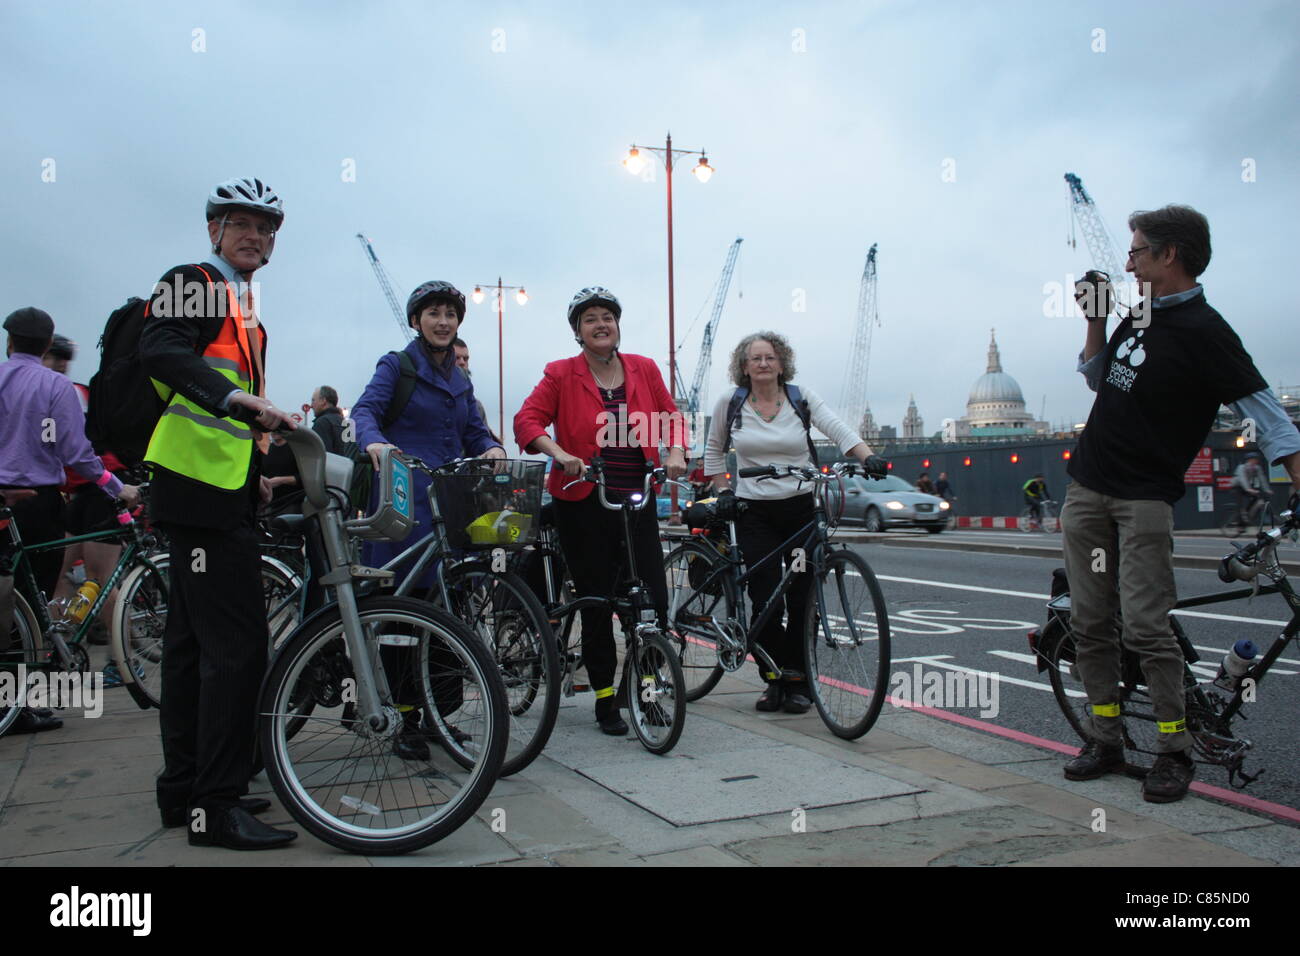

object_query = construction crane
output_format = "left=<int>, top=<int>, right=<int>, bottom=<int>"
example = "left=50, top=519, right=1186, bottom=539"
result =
left=839, top=243, right=879, bottom=432
left=683, top=237, right=743, bottom=419
left=1064, top=173, right=1129, bottom=309
left=356, top=232, right=412, bottom=342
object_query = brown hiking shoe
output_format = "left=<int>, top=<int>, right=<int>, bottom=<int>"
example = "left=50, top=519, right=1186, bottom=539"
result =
left=1142, top=752, right=1195, bottom=803
left=1063, top=739, right=1125, bottom=780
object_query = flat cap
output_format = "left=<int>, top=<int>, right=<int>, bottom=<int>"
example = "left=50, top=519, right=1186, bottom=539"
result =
left=3, top=307, right=54, bottom=340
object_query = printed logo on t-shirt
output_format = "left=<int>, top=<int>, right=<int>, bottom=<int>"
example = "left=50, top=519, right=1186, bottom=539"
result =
left=1105, top=329, right=1146, bottom=392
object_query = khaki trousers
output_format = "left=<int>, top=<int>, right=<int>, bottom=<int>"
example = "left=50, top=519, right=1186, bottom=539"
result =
left=1060, top=482, right=1189, bottom=753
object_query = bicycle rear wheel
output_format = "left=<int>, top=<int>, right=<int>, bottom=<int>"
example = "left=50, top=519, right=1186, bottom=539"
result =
left=437, top=563, right=560, bottom=777
left=663, top=542, right=728, bottom=701
left=111, top=558, right=169, bottom=710
left=0, top=587, right=41, bottom=737
left=114, top=554, right=302, bottom=710
left=259, top=595, right=507, bottom=855
left=804, top=549, right=890, bottom=740
left=625, top=629, right=686, bottom=754
left=1043, top=612, right=1198, bottom=776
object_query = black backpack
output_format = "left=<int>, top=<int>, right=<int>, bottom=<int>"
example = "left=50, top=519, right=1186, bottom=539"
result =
left=722, top=384, right=818, bottom=465
left=85, top=263, right=222, bottom=466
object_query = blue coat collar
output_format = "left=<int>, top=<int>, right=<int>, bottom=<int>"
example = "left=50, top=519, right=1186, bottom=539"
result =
left=404, top=338, right=469, bottom=395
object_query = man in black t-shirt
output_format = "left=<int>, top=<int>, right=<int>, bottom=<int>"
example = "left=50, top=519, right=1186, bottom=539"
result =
left=1062, top=204, right=1300, bottom=804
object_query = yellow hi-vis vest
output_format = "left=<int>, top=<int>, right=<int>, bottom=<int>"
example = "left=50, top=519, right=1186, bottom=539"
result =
left=144, top=270, right=266, bottom=491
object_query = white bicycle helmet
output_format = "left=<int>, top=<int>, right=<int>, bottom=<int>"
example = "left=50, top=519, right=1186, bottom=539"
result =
left=206, top=177, right=284, bottom=226
left=567, top=286, right=622, bottom=329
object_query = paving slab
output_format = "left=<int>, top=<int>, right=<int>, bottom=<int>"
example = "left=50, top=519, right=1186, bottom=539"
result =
left=983, top=782, right=1179, bottom=841
left=872, top=747, right=1034, bottom=792
left=8, top=735, right=162, bottom=805
left=474, top=791, right=618, bottom=856
left=549, top=845, right=645, bottom=866
left=725, top=805, right=1111, bottom=867
left=578, top=743, right=920, bottom=826
left=642, top=846, right=751, bottom=866
left=1015, top=831, right=1276, bottom=867
left=992, top=756, right=1277, bottom=834
left=1196, top=824, right=1300, bottom=867
left=366, top=816, right=521, bottom=867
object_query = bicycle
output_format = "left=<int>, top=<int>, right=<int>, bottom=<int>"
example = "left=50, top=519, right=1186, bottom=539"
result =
left=1019, top=499, right=1059, bottom=533
left=1220, top=495, right=1270, bottom=538
left=256, top=426, right=509, bottom=854
left=110, top=516, right=306, bottom=710
left=1, top=489, right=168, bottom=734
left=520, top=459, right=688, bottom=755
left=1030, top=498, right=1300, bottom=788
left=662, top=462, right=892, bottom=740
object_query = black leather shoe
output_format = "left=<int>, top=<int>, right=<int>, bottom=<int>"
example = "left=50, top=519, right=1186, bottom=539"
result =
left=161, top=798, right=272, bottom=829
left=9, top=708, right=63, bottom=734
left=1063, top=739, right=1125, bottom=780
left=188, top=806, right=296, bottom=850
left=394, top=730, right=431, bottom=761
left=1142, top=752, right=1195, bottom=803
left=595, top=698, right=628, bottom=736
left=755, top=683, right=785, bottom=712
left=781, top=688, right=812, bottom=715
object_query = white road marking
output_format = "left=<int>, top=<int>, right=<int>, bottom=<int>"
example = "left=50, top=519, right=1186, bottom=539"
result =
left=894, top=653, right=1083, bottom=697
left=875, top=573, right=1292, bottom=626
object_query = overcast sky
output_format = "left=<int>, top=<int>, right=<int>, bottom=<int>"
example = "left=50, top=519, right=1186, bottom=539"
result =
left=4, top=0, right=1297, bottom=451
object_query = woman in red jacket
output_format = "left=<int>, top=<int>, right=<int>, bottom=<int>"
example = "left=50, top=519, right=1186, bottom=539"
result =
left=514, top=287, right=687, bottom=735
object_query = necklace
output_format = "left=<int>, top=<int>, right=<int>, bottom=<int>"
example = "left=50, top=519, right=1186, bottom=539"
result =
left=591, top=364, right=622, bottom=400
left=750, top=393, right=782, bottom=423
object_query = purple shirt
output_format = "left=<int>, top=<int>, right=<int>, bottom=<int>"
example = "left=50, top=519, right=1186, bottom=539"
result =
left=0, top=353, right=124, bottom=496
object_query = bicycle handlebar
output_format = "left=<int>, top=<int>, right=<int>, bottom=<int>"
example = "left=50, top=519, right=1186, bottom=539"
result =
left=560, top=460, right=690, bottom=512
left=1218, top=507, right=1298, bottom=582
left=738, top=461, right=878, bottom=482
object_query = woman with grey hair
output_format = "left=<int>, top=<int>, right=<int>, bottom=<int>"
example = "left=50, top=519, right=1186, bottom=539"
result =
left=702, top=331, right=886, bottom=713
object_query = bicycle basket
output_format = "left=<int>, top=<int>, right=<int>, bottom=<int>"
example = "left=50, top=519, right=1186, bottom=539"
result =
left=432, top=460, right=544, bottom=551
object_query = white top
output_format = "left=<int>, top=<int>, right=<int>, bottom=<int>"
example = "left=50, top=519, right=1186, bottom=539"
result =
left=703, top=385, right=862, bottom=500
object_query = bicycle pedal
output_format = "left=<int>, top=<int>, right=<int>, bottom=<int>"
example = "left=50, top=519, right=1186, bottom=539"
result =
left=572, top=682, right=590, bottom=693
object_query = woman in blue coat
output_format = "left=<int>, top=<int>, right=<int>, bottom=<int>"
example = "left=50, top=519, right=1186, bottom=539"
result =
left=352, top=280, right=505, bottom=577
left=350, top=281, right=504, bottom=759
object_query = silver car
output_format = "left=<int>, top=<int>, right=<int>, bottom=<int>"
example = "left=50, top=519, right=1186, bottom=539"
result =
left=829, top=474, right=951, bottom=533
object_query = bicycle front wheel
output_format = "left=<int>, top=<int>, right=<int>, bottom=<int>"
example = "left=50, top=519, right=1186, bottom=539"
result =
left=804, top=549, right=890, bottom=740
left=663, top=542, right=728, bottom=701
left=437, top=564, right=560, bottom=777
left=259, top=595, right=508, bottom=855
left=625, top=630, right=686, bottom=754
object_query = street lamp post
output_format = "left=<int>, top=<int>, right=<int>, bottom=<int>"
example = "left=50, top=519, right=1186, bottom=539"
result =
left=622, top=133, right=714, bottom=517
left=471, top=277, right=527, bottom=441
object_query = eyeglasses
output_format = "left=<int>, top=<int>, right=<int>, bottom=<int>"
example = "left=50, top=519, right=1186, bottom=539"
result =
left=1127, top=245, right=1151, bottom=260
left=224, top=218, right=276, bottom=238
left=747, top=355, right=779, bottom=366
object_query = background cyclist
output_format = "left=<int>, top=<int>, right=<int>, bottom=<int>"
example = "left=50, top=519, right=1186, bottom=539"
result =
left=1230, top=451, right=1269, bottom=527
left=1023, top=473, right=1051, bottom=527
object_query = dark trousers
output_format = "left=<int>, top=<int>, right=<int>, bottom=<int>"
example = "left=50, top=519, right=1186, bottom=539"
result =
left=156, top=521, right=269, bottom=811
left=5, top=486, right=65, bottom=598
left=736, top=493, right=815, bottom=681
left=553, top=491, right=668, bottom=695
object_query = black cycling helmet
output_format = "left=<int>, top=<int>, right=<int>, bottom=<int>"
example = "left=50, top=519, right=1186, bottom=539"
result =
left=567, top=286, right=622, bottom=330
left=407, top=281, right=466, bottom=325
left=47, top=334, right=76, bottom=360
left=1244, top=451, right=1265, bottom=462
